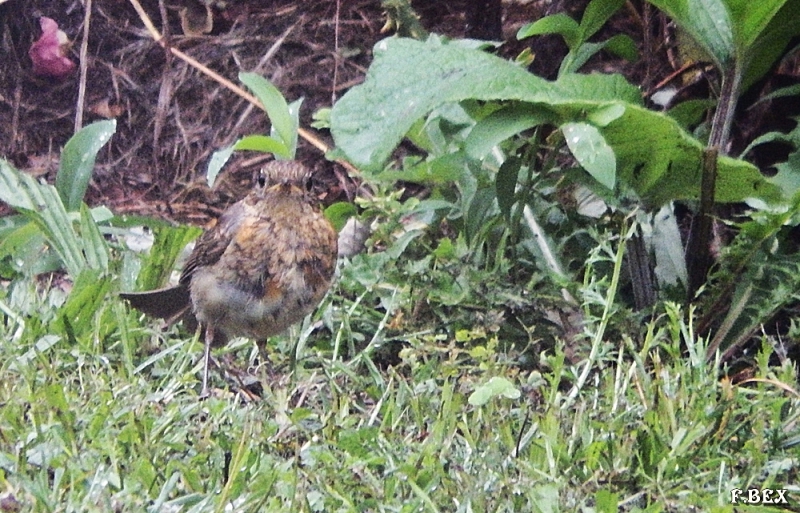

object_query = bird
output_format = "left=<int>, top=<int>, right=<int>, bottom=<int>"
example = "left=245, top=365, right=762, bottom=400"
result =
left=120, top=160, right=338, bottom=396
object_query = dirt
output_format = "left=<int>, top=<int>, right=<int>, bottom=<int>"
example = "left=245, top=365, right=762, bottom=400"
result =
left=1, top=1, right=796, bottom=223
left=0, top=1, right=471, bottom=222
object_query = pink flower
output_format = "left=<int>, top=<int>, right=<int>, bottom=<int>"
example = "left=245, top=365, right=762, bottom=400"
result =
left=29, top=17, right=76, bottom=80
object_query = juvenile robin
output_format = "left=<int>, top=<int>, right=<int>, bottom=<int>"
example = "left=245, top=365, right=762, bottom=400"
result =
left=121, top=160, right=338, bottom=395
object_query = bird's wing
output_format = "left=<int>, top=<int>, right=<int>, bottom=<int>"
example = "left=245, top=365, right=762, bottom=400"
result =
left=179, top=199, right=249, bottom=285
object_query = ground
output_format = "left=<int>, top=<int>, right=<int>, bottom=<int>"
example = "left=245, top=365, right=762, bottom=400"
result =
left=2, top=0, right=666, bottom=220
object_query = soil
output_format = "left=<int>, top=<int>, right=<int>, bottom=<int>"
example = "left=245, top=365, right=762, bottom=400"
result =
left=1, top=0, right=661, bottom=222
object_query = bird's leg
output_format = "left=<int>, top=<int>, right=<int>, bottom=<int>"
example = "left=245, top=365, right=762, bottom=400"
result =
left=201, top=324, right=214, bottom=398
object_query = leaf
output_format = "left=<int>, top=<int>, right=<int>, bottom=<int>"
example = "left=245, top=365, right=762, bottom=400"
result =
left=281, top=97, right=303, bottom=159
left=601, top=104, right=782, bottom=205
left=206, top=144, right=235, bottom=187
left=239, top=72, right=294, bottom=150
left=60, top=269, right=113, bottom=338
left=594, top=489, right=619, bottom=513
left=651, top=203, right=688, bottom=287
left=0, top=218, right=59, bottom=275
left=206, top=135, right=292, bottom=188
left=376, top=153, right=468, bottom=185
left=56, top=120, right=116, bottom=211
left=330, top=38, right=784, bottom=206
left=496, top=157, right=521, bottom=221
left=516, top=14, right=580, bottom=49
left=738, top=0, right=800, bottom=91
left=587, top=103, right=626, bottom=127
left=603, top=33, right=639, bottom=61
left=726, top=0, right=789, bottom=50
left=465, top=104, right=555, bottom=159
left=562, top=122, right=617, bottom=190
left=0, top=160, right=35, bottom=210
left=648, top=0, right=798, bottom=92
left=666, top=99, right=716, bottom=129
left=0, top=162, right=88, bottom=276
left=135, top=225, right=202, bottom=291
left=324, top=202, right=357, bottom=232
left=468, top=376, right=521, bottom=406
left=79, top=203, right=109, bottom=272
left=647, top=0, right=734, bottom=68
left=234, top=135, right=290, bottom=156
left=331, top=37, right=640, bottom=172
left=579, top=0, right=626, bottom=41
left=560, top=40, right=608, bottom=75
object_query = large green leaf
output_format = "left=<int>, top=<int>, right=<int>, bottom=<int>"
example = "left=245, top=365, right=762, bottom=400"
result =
left=332, top=38, right=639, bottom=172
left=601, top=103, right=781, bottom=205
left=330, top=38, right=784, bottom=206
left=725, top=0, right=788, bottom=50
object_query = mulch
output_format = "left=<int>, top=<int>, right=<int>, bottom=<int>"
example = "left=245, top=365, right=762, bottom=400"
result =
left=0, top=0, right=483, bottom=223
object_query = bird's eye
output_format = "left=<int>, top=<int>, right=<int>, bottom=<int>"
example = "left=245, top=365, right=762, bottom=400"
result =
left=305, top=177, right=313, bottom=191
left=257, top=172, right=267, bottom=188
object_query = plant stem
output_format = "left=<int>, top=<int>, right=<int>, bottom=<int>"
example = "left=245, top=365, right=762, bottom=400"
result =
left=686, top=62, right=742, bottom=300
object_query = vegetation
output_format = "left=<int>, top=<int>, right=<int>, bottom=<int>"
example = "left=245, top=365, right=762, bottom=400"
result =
left=1, top=0, right=800, bottom=511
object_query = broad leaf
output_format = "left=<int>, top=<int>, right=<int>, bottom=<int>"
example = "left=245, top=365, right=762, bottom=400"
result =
left=331, top=38, right=784, bottom=206
left=331, top=38, right=639, bottom=172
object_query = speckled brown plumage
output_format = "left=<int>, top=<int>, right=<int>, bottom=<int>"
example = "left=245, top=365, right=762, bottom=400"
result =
left=121, top=161, right=338, bottom=395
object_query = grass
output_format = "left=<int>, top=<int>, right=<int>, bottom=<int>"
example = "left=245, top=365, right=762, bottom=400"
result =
left=1, top=217, right=798, bottom=513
